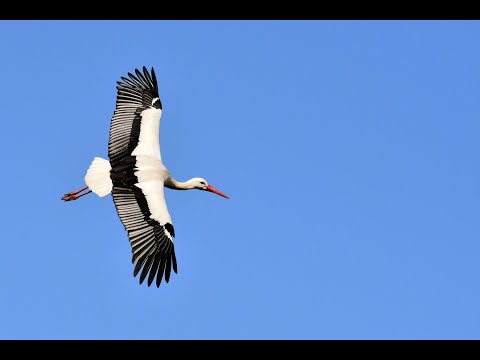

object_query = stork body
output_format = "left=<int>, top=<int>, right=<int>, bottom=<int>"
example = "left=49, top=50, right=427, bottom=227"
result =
left=62, top=67, right=228, bottom=288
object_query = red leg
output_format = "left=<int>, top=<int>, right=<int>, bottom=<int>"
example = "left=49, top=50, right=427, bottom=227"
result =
left=64, top=186, right=88, bottom=196
left=61, top=187, right=92, bottom=201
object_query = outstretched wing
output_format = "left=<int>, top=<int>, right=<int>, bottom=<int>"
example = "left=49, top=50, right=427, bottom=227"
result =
left=111, top=180, right=177, bottom=288
left=108, top=67, right=176, bottom=287
left=108, top=66, right=163, bottom=166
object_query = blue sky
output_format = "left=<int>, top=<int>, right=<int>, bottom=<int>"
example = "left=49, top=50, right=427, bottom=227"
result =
left=0, top=20, right=479, bottom=340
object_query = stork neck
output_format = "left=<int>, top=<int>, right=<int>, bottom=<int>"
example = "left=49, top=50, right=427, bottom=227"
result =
left=165, top=178, right=195, bottom=190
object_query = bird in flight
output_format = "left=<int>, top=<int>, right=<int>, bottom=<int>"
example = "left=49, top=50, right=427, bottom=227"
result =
left=62, top=66, right=229, bottom=288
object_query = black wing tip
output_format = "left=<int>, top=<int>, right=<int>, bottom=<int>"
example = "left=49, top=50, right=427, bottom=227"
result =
left=140, top=65, right=155, bottom=75
left=133, top=66, right=155, bottom=78
left=133, top=250, right=177, bottom=288
left=122, top=66, right=158, bottom=95
left=172, top=247, right=178, bottom=274
left=117, top=67, right=157, bottom=87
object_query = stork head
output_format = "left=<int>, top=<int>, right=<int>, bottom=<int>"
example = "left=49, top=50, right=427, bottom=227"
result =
left=190, top=177, right=229, bottom=199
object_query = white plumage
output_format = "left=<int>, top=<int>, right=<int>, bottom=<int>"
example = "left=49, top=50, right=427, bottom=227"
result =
left=84, top=157, right=112, bottom=197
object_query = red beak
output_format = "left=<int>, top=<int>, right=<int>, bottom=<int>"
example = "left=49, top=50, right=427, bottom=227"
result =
left=206, top=185, right=229, bottom=199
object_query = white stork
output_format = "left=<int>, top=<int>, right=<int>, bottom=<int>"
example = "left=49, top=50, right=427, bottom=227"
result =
left=62, top=66, right=229, bottom=288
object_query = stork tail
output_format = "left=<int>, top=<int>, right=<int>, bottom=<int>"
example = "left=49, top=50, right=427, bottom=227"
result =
left=84, top=157, right=113, bottom=197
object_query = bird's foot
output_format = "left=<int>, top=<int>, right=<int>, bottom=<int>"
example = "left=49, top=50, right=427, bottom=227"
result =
left=62, top=193, right=80, bottom=201
left=61, top=187, right=91, bottom=201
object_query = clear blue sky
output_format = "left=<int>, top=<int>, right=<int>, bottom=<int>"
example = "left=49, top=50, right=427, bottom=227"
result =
left=0, top=20, right=479, bottom=340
